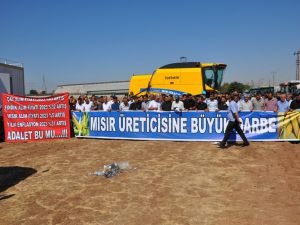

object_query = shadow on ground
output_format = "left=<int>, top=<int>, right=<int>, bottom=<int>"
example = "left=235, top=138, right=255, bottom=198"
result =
left=0, top=166, right=37, bottom=199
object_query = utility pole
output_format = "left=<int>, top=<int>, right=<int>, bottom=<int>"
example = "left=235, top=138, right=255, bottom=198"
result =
left=294, top=50, right=300, bottom=80
left=42, top=74, right=47, bottom=93
left=271, top=71, right=276, bottom=86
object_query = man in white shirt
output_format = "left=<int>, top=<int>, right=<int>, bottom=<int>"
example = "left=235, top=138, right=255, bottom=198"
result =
left=82, top=97, right=93, bottom=112
left=155, top=95, right=161, bottom=111
left=206, top=94, right=218, bottom=111
left=239, top=95, right=253, bottom=111
left=75, top=98, right=84, bottom=111
left=141, top=95, right=149, bottom=111
left=171, top=96, right=184, bottom=111
left=102, top=96, right=111, bottom=111
left=128, top=96, right=135, bottom=106
left=109, top=96, right=114, bottom=106
left=148, top=95, right=160, bottom=111
left=119, top=97, right=130, bottom=111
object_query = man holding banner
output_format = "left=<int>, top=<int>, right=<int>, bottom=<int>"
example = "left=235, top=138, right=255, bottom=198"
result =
left=219, top=92, right=250, bottom=149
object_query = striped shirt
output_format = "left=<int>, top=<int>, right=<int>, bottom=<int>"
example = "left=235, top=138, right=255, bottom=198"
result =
left=264, top=98, right=278, bottom=111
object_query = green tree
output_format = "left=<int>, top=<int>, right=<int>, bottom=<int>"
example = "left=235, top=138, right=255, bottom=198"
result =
left=219, top=82, right=230, bottom=93
left=243, top=84, right=251, bottom=91
left=29, top=89, right=38, bottom=95
left=220, top=82, right=250, bottom=93
left=227, top=82, right=245, bottom=93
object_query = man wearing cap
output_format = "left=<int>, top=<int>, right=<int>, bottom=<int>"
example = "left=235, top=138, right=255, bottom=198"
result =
left=219, top=92, right=250, bottom=148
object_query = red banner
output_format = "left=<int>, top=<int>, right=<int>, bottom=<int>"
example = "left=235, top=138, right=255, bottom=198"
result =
left=2, top=93, right=70, bottom=142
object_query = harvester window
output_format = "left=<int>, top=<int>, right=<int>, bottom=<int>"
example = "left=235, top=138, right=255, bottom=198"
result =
left=203, top=66, right=225, bottom=90
left=204, top=69, right=214, bottom=87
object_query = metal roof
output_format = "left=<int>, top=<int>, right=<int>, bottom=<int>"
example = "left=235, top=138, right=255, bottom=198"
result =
left=57, top=80, right=129, bottom=87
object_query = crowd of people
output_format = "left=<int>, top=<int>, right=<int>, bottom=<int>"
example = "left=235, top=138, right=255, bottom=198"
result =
left=69, top=91, right=300, bottom=113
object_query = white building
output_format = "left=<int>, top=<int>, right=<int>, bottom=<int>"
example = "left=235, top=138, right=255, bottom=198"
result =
left=0, top=59, right=25, bottom=96
left=55, top=80, right=130, bottom=97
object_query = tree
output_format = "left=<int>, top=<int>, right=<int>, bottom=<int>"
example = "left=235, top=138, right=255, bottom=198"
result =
left=219, top=82, right=230, bottom=93
left=220, top=82, right=250, bottom=93
left=227, top=82, right=245, bottom=93
left=29, top=89, right=38, bottom=95
left=243, top=84, right=251, bottom=91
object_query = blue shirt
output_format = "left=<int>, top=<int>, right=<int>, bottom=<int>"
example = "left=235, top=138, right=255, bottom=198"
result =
left=111, top=102, right=120, bottom=111
left=228, top=100, right=238, bottom=122
left=277, top=100, right=289, bottom=112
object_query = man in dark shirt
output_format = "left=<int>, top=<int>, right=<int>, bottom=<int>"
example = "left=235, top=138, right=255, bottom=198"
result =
left=195, top=96, right=208, bottom=111
left=129, top=96, right=143, bottom=110
left=68, top=96, right=77, bottom=138
left=69, top=96, right=77, bottom=111
left=290, top=92, right=300, bottom=110
left=97, top=96, right=104, bottom=110
left=218, top=96, right=228, bottom=110
left=91, top=97, right=99, bottom=110
left=161, top=95, right=172, bottom=111
left=183, top=94, right=196, bottom=110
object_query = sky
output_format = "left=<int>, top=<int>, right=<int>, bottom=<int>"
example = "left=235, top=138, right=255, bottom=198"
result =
left=0, top=0, right=299, bottom=93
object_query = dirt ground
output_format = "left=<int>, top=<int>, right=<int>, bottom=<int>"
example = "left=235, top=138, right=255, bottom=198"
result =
left=0, top=139, right=299, bottom=225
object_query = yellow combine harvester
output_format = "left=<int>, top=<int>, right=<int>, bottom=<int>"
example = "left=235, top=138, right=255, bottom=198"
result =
left=129, top=62, right=226, bottom=96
